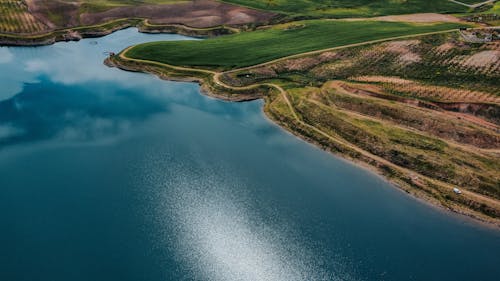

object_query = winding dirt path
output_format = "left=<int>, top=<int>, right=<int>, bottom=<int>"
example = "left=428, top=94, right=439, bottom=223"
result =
left=280, top=91, right=500, bottom=210
left=448, top=0, right=496, bottom=8
left=224, top=28, right=465, bottom=75
left=117, top=27, right=500, bottom=221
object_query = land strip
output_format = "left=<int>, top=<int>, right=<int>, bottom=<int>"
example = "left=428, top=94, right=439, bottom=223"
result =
left=2, top=0, right=494, bottom=47
left=0, top=0, right=275, bottom=46
left=124, top=21, right=470, bottom=69
left=108, top=25, right=500, bottom=226
left=221, top=0, right=470, bottom=18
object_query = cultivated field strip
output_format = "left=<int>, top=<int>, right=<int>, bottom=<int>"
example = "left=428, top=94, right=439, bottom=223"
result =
left=351, top=76, right=500, bottom=103
left=0, top=0, right=46, bottom=34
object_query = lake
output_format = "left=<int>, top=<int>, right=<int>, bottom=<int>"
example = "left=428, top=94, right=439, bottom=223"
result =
left=0, top=28, right=499, bottom=281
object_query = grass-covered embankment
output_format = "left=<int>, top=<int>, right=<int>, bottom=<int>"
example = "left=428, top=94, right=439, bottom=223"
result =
left=125, top=20, right=470, bottom=69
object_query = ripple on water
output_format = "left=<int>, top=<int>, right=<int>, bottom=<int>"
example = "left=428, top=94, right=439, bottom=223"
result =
left=137, top=150, right=356, bottom=281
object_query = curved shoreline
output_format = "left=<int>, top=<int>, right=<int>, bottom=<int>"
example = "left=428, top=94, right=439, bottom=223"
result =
left=5, top=16, right=497, bottom=226
left=0, top=18, right=239, bottom=46
left=106, top=46, right=500, bottom=227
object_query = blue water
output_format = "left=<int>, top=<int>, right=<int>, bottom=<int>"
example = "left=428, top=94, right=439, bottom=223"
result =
left=0, top=28, right=498, bottom=281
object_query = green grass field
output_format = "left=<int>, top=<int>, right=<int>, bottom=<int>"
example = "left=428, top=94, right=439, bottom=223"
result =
left=125, top=20, right=469, bottom=69
left=487, top=1, right=500, bottom=13
left=221, top=0, right=468, bottom=18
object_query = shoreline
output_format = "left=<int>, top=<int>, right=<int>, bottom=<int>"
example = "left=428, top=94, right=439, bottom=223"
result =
left=6, top=20, right=496, bottom=228
left=262, top=108, right=500, bottom=231
left=0, top=18, right=238, bottom=47
left=106, top=54, right=500, bottom=228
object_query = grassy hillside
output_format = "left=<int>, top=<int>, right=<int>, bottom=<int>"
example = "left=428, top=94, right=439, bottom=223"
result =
left=221, top=0, right=468, bottom=18
left=126, top=20, right=469, bottom=69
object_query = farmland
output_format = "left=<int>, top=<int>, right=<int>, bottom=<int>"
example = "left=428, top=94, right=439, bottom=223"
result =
left=125, top=20, right=470, bottom=69
left=0, top=0, right=275, bottom=41
left=222, top=0, right=470, bottom=17
left=0, top=0, right=495, bottom=44
left=1, top=0, right=499, bottom=224
left=110, top=25, right=500, bottom=223
left=0, top=0, right=47, bottom=34
left=221, top=30, right=500, bottom=213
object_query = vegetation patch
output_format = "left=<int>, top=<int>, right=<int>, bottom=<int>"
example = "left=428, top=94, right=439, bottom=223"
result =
left=0, top=0, right=48, bottom=34
left=221, top=0, right=469, bottom=18
left=125, top=20, right=469, bottom=69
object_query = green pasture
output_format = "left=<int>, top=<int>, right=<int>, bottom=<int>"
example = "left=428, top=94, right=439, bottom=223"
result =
left=125, top=20, right=469, bottom=69
left=221, top=0, right=469, bottom=18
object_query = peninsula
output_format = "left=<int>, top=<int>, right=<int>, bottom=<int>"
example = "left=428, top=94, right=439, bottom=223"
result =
left=3, top=0, right=499, bottom=226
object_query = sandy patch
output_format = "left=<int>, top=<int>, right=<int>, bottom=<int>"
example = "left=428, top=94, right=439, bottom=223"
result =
left=373, top=13, right=461, bottom=23
left=228, top=11, right=252, bottom=23
left=318, top=51, right=339, bottom=61
left=461, top=50, right=500, bottom=68
left=382, top=40, right=421, bottom=65
left=342, top=13, right=461, bottom=23
left=250, top=67, right=277, bottom=77
left=399, top=52, right=422, bottom=64
left=434, top=42, right=456, bottom=55
left=350, top=76, right=414, bottom=84
left=278, top=57, right=320, bottom=71
left=383, top=40, right=420, bottom=53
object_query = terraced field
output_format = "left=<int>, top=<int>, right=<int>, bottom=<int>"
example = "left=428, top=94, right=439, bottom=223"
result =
left=352, top=76, right=500, bottom=103
left=229, top=31, right=499, bottom=92
left=0, top=0, right=275, bottom=44
left=0, top=0, right=47, bottom=33
left=221, top=31, right=500, bottom=197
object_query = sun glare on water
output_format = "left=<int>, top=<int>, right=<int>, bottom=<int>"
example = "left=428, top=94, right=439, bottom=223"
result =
left=138, top=151, right=354, bottom=281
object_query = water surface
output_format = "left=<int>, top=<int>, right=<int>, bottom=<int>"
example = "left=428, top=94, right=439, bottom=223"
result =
left=0, top=28, right=499, bottom=281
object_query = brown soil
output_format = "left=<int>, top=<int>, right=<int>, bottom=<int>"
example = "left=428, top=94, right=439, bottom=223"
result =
left=383, top=40, right=420, bottom=52
left=276, top=57, right=321, bottom=72
left=350, top=76, right=415, bottom=84
left=26, top=0, right=275, bottom=29
left=26, top=0, right=80, bottom=29
left=461, top=50, right=500, bottom=68
left=434, top=42, right=456, bottom=55
left=351, top=76, right=500, bottom=104
left=382, top=40, right=421, bottom=64
left=342, top=13, right=462, bottom=23
left=82, top=1, right=275, bottom=28
left=326, top=81, right=500, bottom=132
left=372, top=13, right=462, bottom=23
